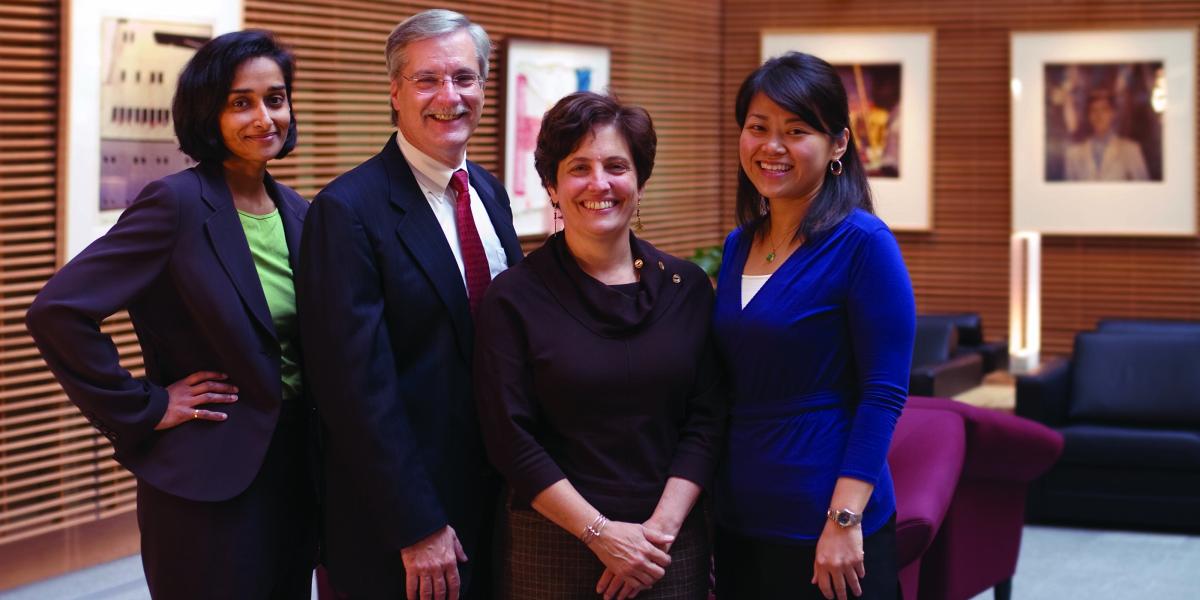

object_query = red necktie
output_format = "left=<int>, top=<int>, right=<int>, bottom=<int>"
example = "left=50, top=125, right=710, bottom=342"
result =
left=450, top=169, right=491, bottom=317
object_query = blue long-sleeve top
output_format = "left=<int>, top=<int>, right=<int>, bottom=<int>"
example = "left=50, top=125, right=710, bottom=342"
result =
left=713, top=209, right=915, bottom=544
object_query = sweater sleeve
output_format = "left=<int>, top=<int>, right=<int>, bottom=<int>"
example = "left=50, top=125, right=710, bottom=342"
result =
left=839, top=227, right=915, bottom=484
left=473, top=282, right=567, bottom=502
left=666, top=279, right=728, bottom=490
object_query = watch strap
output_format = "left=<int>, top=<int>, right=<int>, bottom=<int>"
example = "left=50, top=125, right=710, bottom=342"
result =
left=826, top=507, right=863, bottom=527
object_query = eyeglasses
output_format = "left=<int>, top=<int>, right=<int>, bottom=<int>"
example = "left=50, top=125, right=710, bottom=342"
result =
left=399, top=73, right=485, bottom=94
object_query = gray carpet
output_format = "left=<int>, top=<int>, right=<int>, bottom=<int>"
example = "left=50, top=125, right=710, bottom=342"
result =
left=2, top=525, right=1198, bottom=599
left=969, top=525, right=1200, bottom=600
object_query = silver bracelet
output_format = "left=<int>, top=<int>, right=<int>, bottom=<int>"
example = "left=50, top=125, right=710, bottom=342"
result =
left=580, top=513, right=609, bottom=545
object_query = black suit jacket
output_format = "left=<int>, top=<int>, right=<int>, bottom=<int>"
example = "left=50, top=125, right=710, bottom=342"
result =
left=26, top=164, right=309, bottom=502
left=297, top=134, right=522, bottom=596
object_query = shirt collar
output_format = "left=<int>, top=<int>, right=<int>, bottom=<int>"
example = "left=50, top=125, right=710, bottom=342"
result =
left=396, top=130, right=469, bottom=197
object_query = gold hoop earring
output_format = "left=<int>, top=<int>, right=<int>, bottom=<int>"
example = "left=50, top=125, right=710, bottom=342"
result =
left=829, top=159, right=844, bottom=176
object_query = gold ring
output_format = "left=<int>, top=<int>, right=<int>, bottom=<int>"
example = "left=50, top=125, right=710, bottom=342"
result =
left=192, top=409, right=199, bottom=419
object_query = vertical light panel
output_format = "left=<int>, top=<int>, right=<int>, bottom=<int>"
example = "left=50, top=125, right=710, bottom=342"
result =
left=1009, top=231, right=1042, bottom=373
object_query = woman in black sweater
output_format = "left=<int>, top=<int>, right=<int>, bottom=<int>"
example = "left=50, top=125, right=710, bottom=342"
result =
left=474, top=91, right=726, bottom=600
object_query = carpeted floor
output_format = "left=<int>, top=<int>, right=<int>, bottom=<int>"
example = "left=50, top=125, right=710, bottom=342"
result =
left=969, top=525, right=1200, bottom=600
left=3, top=524, right=1197, bottom=599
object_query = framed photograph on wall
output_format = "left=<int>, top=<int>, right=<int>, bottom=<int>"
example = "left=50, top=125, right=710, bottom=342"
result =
left=502, top=39, right=610, bottom=237
left=62, top=0, right=241, bottom=263
left=1011, top=29, right=1196, bottom=235
left=761, top=30, right=934, bottom=231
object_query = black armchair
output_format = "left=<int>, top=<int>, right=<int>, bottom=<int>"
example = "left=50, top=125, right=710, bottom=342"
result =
left=923, top=312, right=1008, bottom=373
left=910, top=317, right=984, bottom=398
left=1096, top=317, right=1200, bottom=335
left=1017, top=330, right=1200, bottom=531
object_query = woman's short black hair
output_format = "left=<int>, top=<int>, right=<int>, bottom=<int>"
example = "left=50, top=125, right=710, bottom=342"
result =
left=173, top=29, right=296, bottom=164
left=734, top=51, right=873, bottom=240
left=534, top=91, right=656, bottom=191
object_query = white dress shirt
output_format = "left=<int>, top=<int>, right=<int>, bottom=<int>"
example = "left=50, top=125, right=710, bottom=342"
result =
left=396, top=132, right=509, bottom=285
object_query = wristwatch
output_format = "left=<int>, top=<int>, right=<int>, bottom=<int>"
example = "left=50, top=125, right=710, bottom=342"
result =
left=826, top=507, right=863, bottom=528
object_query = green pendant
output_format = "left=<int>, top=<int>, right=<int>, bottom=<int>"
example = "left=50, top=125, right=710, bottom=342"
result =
left=766, top=251, right=776, bottom=263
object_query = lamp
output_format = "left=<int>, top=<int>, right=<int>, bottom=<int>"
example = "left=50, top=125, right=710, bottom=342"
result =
left=1009, top=231, right=1041, bottom=373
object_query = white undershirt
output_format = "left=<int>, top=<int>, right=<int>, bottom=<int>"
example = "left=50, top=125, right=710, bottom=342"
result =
left=396, top=132, right=508, bottom=284
left=741, top=273, right=772, bottom=309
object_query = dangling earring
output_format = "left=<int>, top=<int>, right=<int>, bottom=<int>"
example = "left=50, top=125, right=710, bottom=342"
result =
left=634, top=196, right=645, bottom=232
left=552, top=202, right=562, bottom=234
left=759, top=195, right=770, bottom=216
left=829, top=159, right=844, bottom=176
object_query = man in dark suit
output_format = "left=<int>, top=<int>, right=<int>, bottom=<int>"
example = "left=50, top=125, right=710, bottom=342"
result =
left=297, top=9, right=521, bottom=600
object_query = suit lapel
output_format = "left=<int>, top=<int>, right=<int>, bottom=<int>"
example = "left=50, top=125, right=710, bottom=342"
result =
left=468, top=161, right=523, bottom=267
left=197, top=165, right=278, bottom=340
left=382, top=138, right=474, bottom=361
left=266, top=173, right=305, bottom=271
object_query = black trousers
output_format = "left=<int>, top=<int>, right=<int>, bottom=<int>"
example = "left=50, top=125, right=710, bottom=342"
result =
left=714, top=516, right=898, bottom=600
left=321, top=482, right=499, bottom=600
left=137, top=403, right=317, bottom=599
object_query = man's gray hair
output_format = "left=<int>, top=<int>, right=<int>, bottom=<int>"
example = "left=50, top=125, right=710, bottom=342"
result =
left=386, top=9, right=492, bottom=82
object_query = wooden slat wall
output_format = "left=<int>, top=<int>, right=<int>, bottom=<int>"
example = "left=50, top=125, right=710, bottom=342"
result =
left=245, top=0, right=726, bottom=256
left=0, top=0, right=726, bottom=588
left=4, top=0, right=1195, bottom=588
left=0, top=0, right=142, bottom=589
left=723, top=0, right=1200, bottom=357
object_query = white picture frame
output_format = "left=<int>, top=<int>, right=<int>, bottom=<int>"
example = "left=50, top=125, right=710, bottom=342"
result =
left=62, top=0, right=242, bottom=263
left=762, top=30, right=934, bottom=231
left=1011, top=29, right=1196, bottom=236
left=502, top=39, right=611, bottom=237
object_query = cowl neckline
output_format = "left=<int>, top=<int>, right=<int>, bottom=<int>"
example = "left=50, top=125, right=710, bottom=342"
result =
left=526, top=231, right=682, bottom=338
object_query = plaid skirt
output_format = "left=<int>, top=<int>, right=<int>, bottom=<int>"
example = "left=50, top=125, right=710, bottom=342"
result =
left=499, top=505, right=710, bottom=600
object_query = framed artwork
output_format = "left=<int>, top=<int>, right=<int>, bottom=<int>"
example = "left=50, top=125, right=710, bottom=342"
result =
left=1011, top=29, right=1196, bottom=235
left=502, top=39, right=610, bottom=237
left=62, top=0, right=241, bottom=263
left=761, top=30, right=934, bottom=231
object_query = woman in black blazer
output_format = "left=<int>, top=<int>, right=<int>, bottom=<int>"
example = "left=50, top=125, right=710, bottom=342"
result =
left=25, top=30, right=314, bottom=598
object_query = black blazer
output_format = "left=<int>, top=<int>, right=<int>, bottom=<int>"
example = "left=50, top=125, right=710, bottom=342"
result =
left=25, top=164, right=309, bottom=502
left=296, top=134, right=522, bottom=595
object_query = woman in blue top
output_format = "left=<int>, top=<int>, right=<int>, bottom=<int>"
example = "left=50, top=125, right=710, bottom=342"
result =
left=712, top=52, right=915, bottom=600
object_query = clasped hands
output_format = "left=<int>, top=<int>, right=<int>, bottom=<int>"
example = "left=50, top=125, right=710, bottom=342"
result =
left=590, top=519, right=675, bottom=600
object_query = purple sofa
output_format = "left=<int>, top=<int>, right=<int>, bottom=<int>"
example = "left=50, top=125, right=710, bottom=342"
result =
left=889, top=397, right=1064, bottom=600
left=889, top=399, right=965, bottom=598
